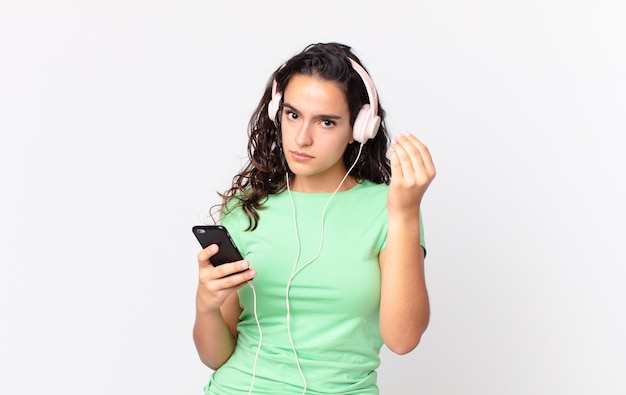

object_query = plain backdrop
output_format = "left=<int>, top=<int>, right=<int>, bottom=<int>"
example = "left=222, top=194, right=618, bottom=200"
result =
left=1, top=1, right=625, bottom=394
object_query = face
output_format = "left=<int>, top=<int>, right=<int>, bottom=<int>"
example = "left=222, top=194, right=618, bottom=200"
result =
left=280, top=74, right=354, bottom=192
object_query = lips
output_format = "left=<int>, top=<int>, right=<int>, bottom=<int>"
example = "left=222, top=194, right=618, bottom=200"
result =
left=290, top=151, right=314, bottom=161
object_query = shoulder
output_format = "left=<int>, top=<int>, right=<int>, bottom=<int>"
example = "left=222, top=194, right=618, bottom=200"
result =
left=358, top=179, right=388, bottom=191
left=219, top=196, right=247, bottom=229
left=353, top=180, right=388, bottom=200
left=331, top=180, right=388, bottom=216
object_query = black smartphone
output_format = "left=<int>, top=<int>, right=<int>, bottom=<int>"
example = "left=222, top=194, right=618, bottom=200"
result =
left=192, top=225, right=244, bottom=267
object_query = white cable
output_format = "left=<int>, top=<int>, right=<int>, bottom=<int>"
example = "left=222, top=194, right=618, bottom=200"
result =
left=284, top=143, right=364, bottom=395
left=247, top=143, right=365, bottom=394
left=247, top=280, right=262, bottom=395
left=285, top=172, right=307, bottom=394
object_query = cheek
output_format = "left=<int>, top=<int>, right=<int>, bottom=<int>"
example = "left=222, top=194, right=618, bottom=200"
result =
left=332, top=130, right=354, bottom=149
left=280, top=121, right=299, bottom=142
left=322, top=139, right=351, bottom=163
left=324, top=130, right=352, bottom=152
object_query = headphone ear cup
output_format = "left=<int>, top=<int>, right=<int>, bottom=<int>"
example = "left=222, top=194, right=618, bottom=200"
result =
left=267, top=91, right=282, bottom=123
left=352, top=107, right=367, bottom=143
left=352, top=104, right=381, bottom=143
left=268, top=78, right=282, bottom=123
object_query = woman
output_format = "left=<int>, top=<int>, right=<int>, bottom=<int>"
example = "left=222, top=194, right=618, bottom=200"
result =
left=193, top=42, right=436, bottom=394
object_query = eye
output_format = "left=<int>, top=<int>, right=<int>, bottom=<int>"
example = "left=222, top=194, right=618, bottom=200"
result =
left=285, top=111, right=298, bottom=120
left=321, top=119, right=336, bottom=128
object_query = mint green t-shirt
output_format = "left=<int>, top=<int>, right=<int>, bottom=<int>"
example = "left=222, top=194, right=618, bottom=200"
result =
left=204, top=180, right=425, bottom=395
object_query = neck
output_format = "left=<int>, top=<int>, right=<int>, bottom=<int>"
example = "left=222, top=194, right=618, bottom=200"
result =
left=288, top=142, right=365, bottom=193
left=288, top=175, right=358, bottom=193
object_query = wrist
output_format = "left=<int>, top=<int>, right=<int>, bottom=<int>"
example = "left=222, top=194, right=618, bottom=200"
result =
left=387, top=208, right=421, bottom=231
left=195, top=294, right=223, bottom=316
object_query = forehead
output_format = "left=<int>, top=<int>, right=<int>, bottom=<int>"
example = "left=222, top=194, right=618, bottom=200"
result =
left=282, top=74, right=349, bottom=113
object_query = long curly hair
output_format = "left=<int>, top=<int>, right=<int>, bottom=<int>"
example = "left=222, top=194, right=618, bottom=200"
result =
left=212, top=42, right=391, bottom=230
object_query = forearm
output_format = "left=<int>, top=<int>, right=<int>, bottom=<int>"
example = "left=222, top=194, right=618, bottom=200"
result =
left=379, top=208, right=430, bottom=354
left=193, top=308, right=237, bottom=370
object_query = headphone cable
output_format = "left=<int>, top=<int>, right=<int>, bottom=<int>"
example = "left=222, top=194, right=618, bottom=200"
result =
left=284, top=142, right=364, bottom=394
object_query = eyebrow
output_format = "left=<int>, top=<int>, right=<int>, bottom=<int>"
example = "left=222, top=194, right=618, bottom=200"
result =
left=282, top=103, right=343, bottom=121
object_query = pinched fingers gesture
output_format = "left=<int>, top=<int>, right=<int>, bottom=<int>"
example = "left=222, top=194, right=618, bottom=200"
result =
left=388, top=133, right=436, bottom=212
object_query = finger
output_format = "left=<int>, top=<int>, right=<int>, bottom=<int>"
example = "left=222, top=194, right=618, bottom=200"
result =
left=213, top=265, right=257, bottom=288
left=390, top=136, right=417, bottom=180
left=401, top=133, right=436, bottom=177
left=213, top=259, right=251, bottom=278
left=389, top=144, right=404, bottom=179
left=394, top=134, right=437, bottom=184
left=395, top=133, right=427, bottom=174
left=197, top=244, right=218, bottom=267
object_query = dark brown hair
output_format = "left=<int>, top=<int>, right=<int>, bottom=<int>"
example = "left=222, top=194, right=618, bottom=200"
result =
left=212, top=42, right=391, bottom=230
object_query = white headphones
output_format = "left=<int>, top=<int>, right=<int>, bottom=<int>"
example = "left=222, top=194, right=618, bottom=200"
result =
left=267, top=58, right=381, bottom=144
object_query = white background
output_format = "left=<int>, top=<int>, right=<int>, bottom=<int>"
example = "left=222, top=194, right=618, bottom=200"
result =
left=1, top=1, right=625, bottom=394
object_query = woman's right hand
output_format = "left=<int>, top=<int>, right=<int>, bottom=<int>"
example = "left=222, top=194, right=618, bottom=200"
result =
left=196, top=244, right=257, bottom=314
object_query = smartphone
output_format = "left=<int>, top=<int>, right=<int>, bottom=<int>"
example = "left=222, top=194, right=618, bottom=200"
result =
left=192, top=225, right=245, bottom=268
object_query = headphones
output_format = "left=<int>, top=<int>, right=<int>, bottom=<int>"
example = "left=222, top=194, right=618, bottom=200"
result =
left=267, top=58, right=381, bottom=144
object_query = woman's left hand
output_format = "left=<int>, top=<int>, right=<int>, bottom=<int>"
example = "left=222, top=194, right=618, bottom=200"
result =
left=388, top=133, right=436, bottom=212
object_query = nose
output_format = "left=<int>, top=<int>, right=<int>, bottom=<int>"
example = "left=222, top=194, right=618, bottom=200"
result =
left=294, top=122, right=313, bottom=147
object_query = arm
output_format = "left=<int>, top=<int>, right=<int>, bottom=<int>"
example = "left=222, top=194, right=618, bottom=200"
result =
left=192, top=244, right=256, bottom=369
left=379, top=133, right=436, bottom=355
